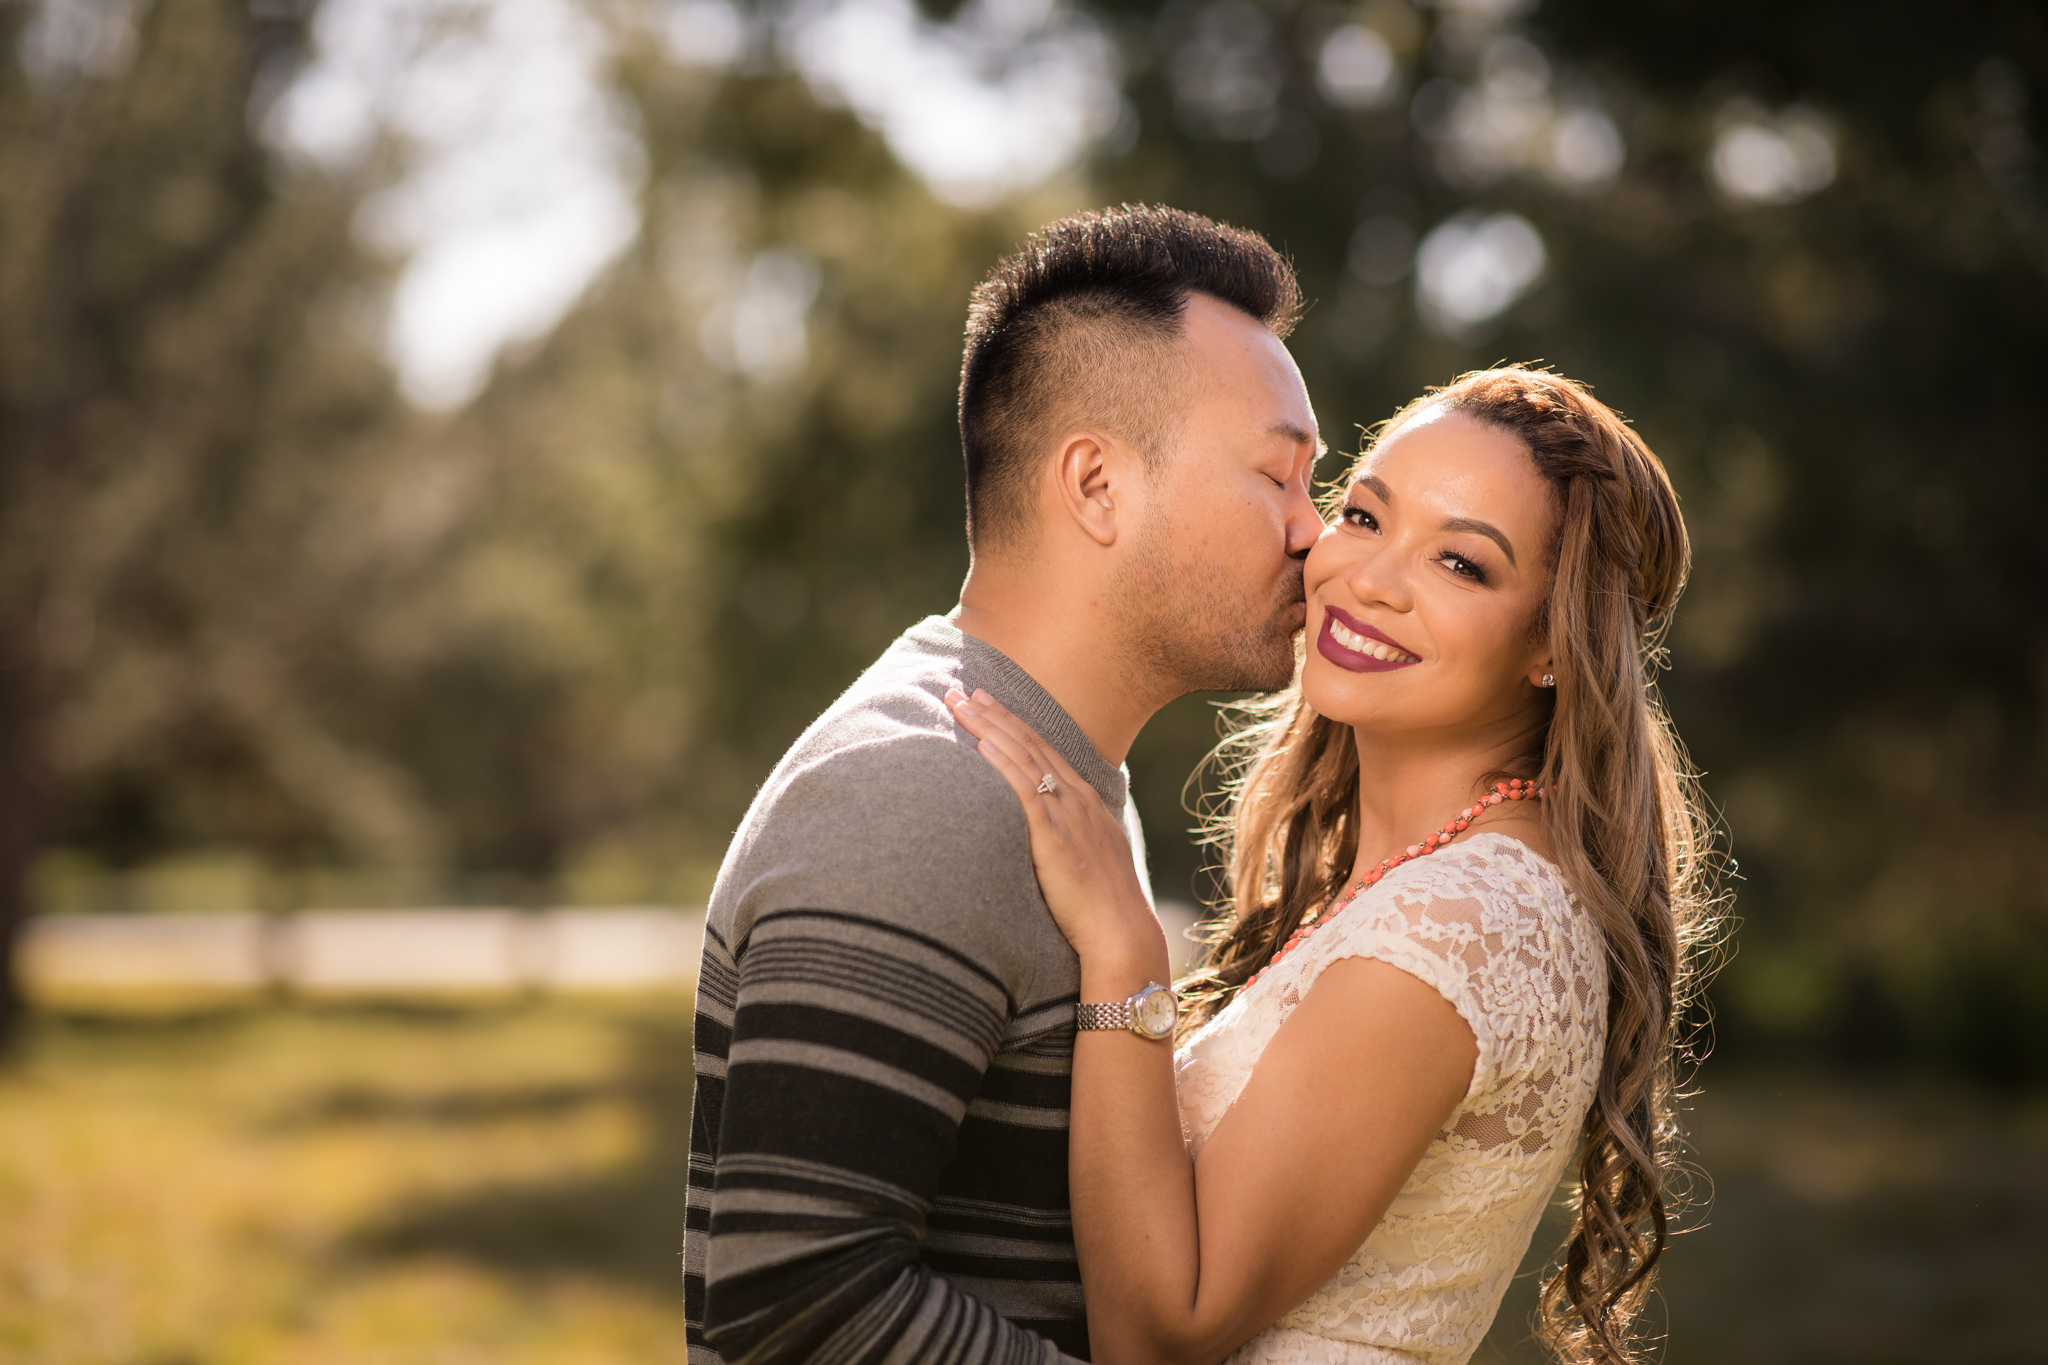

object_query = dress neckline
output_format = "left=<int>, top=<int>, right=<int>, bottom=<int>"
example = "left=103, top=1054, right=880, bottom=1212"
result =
left=1443, top=829, right=1567, bottom=881
left=1325, top=830, right=1576, bottom=926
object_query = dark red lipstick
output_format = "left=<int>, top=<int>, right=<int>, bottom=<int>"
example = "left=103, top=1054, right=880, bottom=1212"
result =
left=1315, top=604, right=1421, bottom=674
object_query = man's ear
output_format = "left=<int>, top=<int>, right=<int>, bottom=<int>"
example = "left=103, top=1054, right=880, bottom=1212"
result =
left=1051, top=431, right=1129, bottom=548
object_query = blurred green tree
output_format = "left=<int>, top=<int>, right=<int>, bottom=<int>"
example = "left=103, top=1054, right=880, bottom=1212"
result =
left=0, top=0, right=421, bottom=1041
left=1068, top=0, right=2048, bottom=1074
left=13, top=0, right=2046, bottom=1081
left=425, top=31, right=1084, bottom=900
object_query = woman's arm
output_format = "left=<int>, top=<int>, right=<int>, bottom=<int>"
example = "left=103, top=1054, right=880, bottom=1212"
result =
left=950, top=690, right=1477, bottom=1365
left=1074, top=955, right=1474, bottom=1365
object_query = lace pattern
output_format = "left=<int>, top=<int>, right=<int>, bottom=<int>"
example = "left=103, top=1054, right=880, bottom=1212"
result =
left=1174, top=834, right=1607, bottom=1365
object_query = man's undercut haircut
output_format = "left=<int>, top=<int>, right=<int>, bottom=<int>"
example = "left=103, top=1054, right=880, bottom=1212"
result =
left=958, top=204, right=1303, bottom=550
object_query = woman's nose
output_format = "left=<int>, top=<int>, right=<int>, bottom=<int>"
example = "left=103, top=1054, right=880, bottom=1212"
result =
left=1342, top=542, right=1415, bottom=613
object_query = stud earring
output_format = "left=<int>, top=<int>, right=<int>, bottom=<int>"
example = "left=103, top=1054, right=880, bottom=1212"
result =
left=1540, top=673, right=1556, bottom=688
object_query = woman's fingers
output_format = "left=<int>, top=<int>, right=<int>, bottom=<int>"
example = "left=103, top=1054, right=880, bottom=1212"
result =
left=966, top=689, right=1087, bottom=791
left=947, top=687, right=1023, bottom=754
left=949, top=689, right=1067, bottom=797
left=979, top=736, right=1052, bottom=814
left=967, top=689, right=1065, bottom=777
left=975, top=718, right=1060, bottom=808
left=948, top=690, right=1063, bottom=815
left=948, top=688, right=1160, bottom=970
left=948, top=689, right=1107, bottom=868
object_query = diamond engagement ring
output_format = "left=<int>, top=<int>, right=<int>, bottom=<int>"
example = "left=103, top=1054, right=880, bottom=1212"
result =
left=1036, top=773, right=1058, bottom=795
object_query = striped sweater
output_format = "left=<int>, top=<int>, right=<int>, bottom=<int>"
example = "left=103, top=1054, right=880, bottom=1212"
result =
left=684, top=617, right=1149, bottom=1365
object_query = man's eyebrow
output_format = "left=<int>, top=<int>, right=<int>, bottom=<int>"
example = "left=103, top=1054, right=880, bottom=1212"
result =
left=1444, top=516, right=1517, bottom=566
left=1271, top=420, right=1320, bottom=452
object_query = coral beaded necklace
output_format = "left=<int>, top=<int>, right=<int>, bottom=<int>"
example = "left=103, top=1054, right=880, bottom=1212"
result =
left=1248, top=779, right=1548, bottom=986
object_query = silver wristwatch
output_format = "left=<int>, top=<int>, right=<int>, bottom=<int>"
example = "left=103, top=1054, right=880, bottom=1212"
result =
left=1075, top=981, right=1178, bottom=1041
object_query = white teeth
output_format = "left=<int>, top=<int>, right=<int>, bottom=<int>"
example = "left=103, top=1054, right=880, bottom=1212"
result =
left=1330, top=619, right=1418, bottom=663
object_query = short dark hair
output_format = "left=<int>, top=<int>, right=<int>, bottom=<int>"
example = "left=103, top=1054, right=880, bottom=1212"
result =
left=957, top=205, right=1302, bottom=550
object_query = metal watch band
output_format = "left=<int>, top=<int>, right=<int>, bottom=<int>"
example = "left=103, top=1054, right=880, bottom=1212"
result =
left=1076, top=982, right=1177, bottom=1040
left=1074, top=1001, right=1132, bottom=1031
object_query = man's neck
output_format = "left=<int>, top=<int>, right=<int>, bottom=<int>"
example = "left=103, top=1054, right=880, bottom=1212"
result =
left=950, top=579, right=1162, bottom=767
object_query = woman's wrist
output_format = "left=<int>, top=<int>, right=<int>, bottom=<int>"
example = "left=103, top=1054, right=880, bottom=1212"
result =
left=1078, top=931, right=1172, bottom=1002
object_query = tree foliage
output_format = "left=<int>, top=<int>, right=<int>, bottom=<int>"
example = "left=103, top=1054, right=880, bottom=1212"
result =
left=0, top=0, right=421, bottom=1037
left=1071, top=0, right=2048, bottom=1075
left=6, top=0, right=2046, bottom=1074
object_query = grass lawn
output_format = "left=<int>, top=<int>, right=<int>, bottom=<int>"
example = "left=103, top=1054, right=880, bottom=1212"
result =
left=1478, top=1070, right=2048, bottom=1364
left=3, top=998, right=2044, bottom=1363
left=1, top=998, right=697, bottom=1365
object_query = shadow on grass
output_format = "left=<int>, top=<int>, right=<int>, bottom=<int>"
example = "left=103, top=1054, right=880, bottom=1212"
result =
left=29, top=998, right=278, bottom=1040
left=330, top=1009, right=698, bottom=1296
left=1475, top=1070, right=2048, bottom=1365
left=133, top=1003, right=2034, bottom=1363
left=266, top=1078, right=634, bottom=1129
left=32, top=995, right=545, bottom=1040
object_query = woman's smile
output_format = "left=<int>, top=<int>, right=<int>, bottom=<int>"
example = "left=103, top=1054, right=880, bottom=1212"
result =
left=1317, top=604, right=1422, bottom=671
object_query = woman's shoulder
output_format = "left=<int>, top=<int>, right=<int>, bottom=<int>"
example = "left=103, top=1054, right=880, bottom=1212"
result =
left=1321, top=831, right=1601, bottom=999
left=1374, top=830, right=1575, bottom=921
left=1291, top=833, right=1599, bottom=1104
left=1293, top=834, right=1576, bottom=991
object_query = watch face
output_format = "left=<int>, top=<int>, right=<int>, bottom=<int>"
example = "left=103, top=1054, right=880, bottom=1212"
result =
left=1134, top=985, right=1177, bottom=1038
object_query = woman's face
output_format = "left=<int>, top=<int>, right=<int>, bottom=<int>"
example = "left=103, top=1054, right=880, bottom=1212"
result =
left=1302, top=406, right=1556, bottom=742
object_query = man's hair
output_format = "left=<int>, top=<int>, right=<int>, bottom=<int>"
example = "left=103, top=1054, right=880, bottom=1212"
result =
left=957, top=205, right=1302, bottom=550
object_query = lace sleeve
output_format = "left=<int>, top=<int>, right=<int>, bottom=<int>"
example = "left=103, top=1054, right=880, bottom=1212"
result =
left=1174, top=837, right=1605, bottom=1365
left=1287, top=893, right=1497, bottom=1103
left=1174, top=834, right=1600, bottom=1173
left=1289, top=842, right=1572, bottom=1105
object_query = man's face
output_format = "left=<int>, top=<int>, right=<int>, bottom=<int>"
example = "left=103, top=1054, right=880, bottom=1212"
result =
left=1119, top=294, right=1324, bottom=694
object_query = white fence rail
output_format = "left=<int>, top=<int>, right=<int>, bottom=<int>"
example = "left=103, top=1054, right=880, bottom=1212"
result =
left=22, top=902, right=1206, bottom=996
left=22, top=908, right=707, bottom=996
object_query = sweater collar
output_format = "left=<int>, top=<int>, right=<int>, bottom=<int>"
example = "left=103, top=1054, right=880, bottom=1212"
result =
left=910, top=616, right=1127, bottom=811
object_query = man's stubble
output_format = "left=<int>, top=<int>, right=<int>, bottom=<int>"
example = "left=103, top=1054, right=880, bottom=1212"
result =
left=1116, top=510, right=1306, bottom=699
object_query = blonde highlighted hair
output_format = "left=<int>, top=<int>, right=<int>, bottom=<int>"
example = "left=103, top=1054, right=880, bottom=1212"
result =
left=1182, top=367, right=1722, bottom=1364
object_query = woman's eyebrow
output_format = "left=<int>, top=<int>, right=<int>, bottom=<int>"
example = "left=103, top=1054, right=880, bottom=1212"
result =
left=1443, top=516, right=1517, bottom=566
left=1354, top=477, right=1517, bottom=564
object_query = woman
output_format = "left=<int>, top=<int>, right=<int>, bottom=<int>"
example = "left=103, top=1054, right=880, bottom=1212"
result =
left=947, top=367, right=1717, bottom=1365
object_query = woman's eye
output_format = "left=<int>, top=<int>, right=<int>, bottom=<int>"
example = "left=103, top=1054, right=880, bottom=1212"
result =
left=1439, top=552, right=1487, bottom=583
left=1341, top=505, right=1378, bottom=531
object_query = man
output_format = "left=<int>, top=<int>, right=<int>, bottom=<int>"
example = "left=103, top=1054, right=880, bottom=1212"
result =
left=685, top=204, right=1325, bottom=1364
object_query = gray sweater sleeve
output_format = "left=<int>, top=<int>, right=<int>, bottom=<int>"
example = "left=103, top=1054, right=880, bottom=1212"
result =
left=695, top=738, right=1082, bottom=1365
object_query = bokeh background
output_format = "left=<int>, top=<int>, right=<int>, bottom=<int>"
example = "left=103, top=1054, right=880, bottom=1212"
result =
left=3, top=0, right=2046, bottom=1360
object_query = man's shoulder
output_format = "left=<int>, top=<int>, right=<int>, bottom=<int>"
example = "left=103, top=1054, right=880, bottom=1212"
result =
left=708, top=622, right=1049, bottom=977
left=757, top=711, right=1027, bottom=876
left=774, top=636, right=1017, bottom=822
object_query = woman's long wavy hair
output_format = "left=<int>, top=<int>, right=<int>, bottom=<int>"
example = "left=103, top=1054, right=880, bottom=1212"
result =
left=1180, top=367, right=1722, bottom=1365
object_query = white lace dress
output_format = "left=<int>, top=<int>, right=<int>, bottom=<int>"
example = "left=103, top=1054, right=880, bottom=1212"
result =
left=1175, top=834, right=1607, bottom=1365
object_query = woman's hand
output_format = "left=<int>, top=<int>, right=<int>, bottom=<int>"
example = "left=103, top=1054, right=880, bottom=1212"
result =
left=947, top=688, right=1168, bottom=978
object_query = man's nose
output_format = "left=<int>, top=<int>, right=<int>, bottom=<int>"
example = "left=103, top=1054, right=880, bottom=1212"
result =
left=1284, top=481, right=1323, bottom=556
